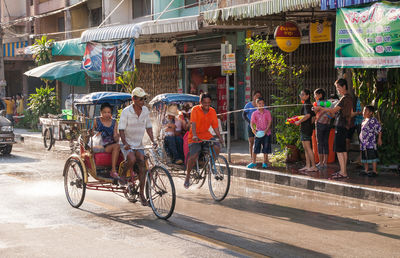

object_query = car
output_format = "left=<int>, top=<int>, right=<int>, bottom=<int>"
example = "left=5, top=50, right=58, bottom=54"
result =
left=0, top=107, right=15, bottom=155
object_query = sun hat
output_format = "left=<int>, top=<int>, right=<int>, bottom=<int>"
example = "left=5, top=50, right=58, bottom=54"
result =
left=255, top=130, right=265, bottom=138
left=166, top=105, right=179, bottom=116
left=131, top=87, right=148, bottom=97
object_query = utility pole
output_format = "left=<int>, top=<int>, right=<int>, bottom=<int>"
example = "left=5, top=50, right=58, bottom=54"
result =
left=64, top=0, right=72, bottom=39
left=0, top=2, right=7, bottom=98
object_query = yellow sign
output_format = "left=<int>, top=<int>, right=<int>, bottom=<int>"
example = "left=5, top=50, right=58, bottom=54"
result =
left=310, top=21, right=332, bottom=43
left=274, top=22, right=301, bottom=53
left=222, top=53, right=236, bottom=74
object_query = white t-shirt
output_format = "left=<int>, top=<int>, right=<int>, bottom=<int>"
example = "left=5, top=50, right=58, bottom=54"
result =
left=118, top=105, right=152, bottom=149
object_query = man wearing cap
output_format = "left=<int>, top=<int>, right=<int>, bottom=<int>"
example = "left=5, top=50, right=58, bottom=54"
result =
left=184, top=92, right=224, bottom=188
left=163, top=104, right=184, bottom=165
left=119, top=87, right=156, bottom=206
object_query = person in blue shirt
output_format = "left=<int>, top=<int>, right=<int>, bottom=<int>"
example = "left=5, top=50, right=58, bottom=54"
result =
left=242, top=91, right=261, bottom=160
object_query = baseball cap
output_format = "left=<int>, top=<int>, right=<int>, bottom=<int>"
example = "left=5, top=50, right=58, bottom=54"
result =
left=131, top=87, right=148, bottom=98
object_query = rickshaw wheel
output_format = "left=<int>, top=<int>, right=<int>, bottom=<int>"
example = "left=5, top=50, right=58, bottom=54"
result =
left=64, top=159, right=86, bottom=208
left=124, top=181, right=139, bottom=203
left=208, top=155, right=231, bottom=202
left=43, top=128, right=54, bottom=151
left=146, top=166, right=176, bottom=220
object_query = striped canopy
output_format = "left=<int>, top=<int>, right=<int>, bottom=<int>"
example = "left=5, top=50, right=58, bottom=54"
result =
left=320, top=0, right=380, bottom=10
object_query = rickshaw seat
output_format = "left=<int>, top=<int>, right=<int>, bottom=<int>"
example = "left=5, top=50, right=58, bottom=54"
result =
left=94, top=152, right=124, bottom=167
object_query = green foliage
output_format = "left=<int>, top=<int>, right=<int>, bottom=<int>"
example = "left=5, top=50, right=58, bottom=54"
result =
left=32, top=36, right=54, bottom=66
left=116, top=68, right=138, bottom=93
left=353, top=68, right=400, bottom=164
left=27, top=86, right=60, bottom=129
left=246, top=37, right=307, bottom=151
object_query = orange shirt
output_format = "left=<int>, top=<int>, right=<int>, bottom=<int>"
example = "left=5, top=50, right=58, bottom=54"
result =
left=188, top=105, right=218, bottom=144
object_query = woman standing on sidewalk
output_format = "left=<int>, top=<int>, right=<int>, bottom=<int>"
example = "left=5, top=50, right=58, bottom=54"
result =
left=295, top=89, right=317, bottom=172
left=313, top=88, right=331, bottom=169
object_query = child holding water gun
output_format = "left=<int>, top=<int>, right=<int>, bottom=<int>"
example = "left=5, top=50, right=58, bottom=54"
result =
left=295, top=89, right=317, bottom=172
left=313, top=88, right=332, bottom=169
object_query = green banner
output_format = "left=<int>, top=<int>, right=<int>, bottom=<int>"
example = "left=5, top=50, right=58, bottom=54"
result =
left=335, top=1, right=400, bottom=68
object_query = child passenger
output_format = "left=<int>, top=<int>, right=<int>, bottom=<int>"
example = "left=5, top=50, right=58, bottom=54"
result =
left=247, top=97, right=272, bottom=169
left=296, top=89, right=317, bottom=172
left=359, top=105, right=382, bottom=177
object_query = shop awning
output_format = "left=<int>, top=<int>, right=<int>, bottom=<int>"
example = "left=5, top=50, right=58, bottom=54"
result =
left=321, top=0, right=379, bottom=10
left=203, top=0, right=320, bottom=23
left=81, top=15, right=199, bottom=43
left=52, top=38, right=86, bottom=56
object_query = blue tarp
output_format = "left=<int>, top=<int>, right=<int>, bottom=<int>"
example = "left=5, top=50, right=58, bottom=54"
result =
left=149, top=93, right=199, bottom=106
left=321, top=0, right=380, bottom=10
left=74, top=92, right=132, bottom=105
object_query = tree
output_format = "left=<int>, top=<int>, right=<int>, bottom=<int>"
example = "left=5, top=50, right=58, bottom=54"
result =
left=32, top=36, right=54, bottom=66
left=246, top=37, right=307, bottom=155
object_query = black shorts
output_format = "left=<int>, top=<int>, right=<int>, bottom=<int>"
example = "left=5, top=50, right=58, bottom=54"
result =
left=188, top=138, right=220, bottom=157
left=334, top=126, right=347, bottom=153
left=254, top=135, right=272, bottom=154
left=300, top=131, right=312, bottom=142
left=247, top=124, right=255, bottom=138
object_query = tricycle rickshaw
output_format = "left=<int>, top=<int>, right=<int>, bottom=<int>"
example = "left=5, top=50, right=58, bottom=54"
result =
left=63, top=92, right=176, bottom=220
left=149, top=93, right=231, bottom=202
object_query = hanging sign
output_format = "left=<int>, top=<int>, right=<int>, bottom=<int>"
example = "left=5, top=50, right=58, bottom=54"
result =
left=274, top=22, right=301, bottom=52
left=217, top=77, right=227, bottom=122
left=310, top=21, right=332, bottom=43
left=335, top=2, right=400, bottom=68
left=222, top=53, right=236, bottom=74
left=140, top=50, right=161, bottom=64
left=101, top=46, right=116, bottom=85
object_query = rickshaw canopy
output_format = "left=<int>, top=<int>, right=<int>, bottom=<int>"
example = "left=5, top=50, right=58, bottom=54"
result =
left=74, top=92, right=132, bottom=105
left=149, top=93, right=199, bottom=107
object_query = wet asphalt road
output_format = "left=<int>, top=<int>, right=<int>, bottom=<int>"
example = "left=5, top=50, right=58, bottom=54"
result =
left=1, top=144, right=400, bottom=258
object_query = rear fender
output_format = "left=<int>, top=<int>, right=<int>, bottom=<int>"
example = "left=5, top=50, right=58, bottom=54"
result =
left=63, top=154, right=88, bottom=183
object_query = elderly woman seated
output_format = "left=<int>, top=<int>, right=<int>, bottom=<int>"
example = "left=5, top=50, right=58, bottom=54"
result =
left=163, top=105, right=184, bottom=165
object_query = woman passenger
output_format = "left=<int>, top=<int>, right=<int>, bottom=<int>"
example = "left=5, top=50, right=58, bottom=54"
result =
left=93, top=103, right=120, bottom=178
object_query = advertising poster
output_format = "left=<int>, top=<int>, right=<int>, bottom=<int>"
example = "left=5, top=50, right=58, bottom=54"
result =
left=335, top=2, right=400, bottom=68
left=101, top=47, right=117, bottom=84
left=217, top=77, right=227, bottom=122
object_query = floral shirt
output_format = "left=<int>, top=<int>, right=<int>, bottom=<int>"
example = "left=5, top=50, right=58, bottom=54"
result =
left=359, top=117, right=381, bottom=151
left=251, top=109, right=272, bottom=136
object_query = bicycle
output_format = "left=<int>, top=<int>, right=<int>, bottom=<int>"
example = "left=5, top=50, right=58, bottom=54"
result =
left=189, top=139, right=231, bottom=202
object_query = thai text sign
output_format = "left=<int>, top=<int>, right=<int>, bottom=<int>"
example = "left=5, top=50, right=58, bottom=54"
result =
left=335, top=2, right=400, bottom=68
left=222, top=53, right=236, bottom=74
left=310, top=21, right=332, bottom=43
left=274, top=22, right=301, bottom=53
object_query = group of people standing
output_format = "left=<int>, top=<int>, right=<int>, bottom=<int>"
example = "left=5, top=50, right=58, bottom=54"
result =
left=0, top=94, right=25, bottom=124
left=243, top=78, right=383, bottom=179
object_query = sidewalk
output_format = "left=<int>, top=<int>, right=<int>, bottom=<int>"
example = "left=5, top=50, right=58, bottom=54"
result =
left=14, top=130, right=400, bottom=205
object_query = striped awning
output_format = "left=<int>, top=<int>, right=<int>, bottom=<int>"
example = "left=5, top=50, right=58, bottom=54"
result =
left=321, top=0, right=380, bottom=10
left=81, top=15, right=199, bottom=43
left=203, top=0, right=320, bottom=23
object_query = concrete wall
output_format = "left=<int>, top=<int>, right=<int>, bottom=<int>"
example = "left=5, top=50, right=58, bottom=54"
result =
left=0, top=0, right=26, bottom=21
left=70, top=5, right=89, bottom=38
left=104, top=0, right=131, bottom=25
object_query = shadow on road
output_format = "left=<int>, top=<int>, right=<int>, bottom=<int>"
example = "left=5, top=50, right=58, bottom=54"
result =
left=78, top=208, right=329, bottom=257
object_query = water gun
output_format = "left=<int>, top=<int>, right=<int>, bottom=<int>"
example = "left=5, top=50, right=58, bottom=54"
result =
left=313, top=100, right=335, bottom=108
left=285, top=115, right=304, bottom=125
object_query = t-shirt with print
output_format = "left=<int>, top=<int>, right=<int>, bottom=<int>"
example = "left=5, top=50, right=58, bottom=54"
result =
left=334, top=94, right=353, bottom=129
left=188, top=105, right=218, bottom=144
left=300, top=100, right=315, bottom=136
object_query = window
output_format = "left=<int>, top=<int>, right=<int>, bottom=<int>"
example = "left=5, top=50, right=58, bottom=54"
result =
left=58, top=17, right=65, bottom=32
left=132, top=0, right=151, bottom=19
left=185, top=0, right=198, bottom=7
left=90, top=8, right=102, bottom=27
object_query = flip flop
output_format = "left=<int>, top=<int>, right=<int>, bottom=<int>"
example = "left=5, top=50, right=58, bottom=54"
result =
left=367, top=172, right=378, bottom=177
left=140, top=196, right=149, bottom=206
left=298, top=167, right=309, bottom=171
left=307, top=168, right=319, bottom=172
left=184, top=181, right=190, bottom=189
left=331, top=173, right=349, bottom=180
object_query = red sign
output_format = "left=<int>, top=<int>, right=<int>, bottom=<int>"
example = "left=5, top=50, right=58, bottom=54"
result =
left=274, top=22, right=301, bottom=52
left=101, top=46, right=117, bottom=84
left=217, top=77, right=227, bottom=122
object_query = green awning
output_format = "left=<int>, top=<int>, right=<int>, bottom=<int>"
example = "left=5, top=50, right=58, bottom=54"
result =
left=24, top=60, right=86, bottom=86
left=52, top=38, right=86, bottom=56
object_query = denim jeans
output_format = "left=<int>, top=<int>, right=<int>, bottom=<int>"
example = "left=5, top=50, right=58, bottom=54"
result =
left=164, top=136, right=184, bottom=162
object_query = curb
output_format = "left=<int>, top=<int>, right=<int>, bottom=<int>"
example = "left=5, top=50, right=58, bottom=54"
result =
left=230, top=165, right=400, bottom=206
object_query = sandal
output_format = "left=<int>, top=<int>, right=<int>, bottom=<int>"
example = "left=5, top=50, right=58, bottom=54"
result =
left=331, top=173, right=349, bottom=180
left=359, top=170, right=368, bottom=176
left=299, top=167, right=309, bottom=171
left=184, top=180, right=190, bottom=189
left=110, top=170, right=119, bottom=178
left=367, top=172, right=378, bottom=177
left=140, top=196, right=149, bottom=206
